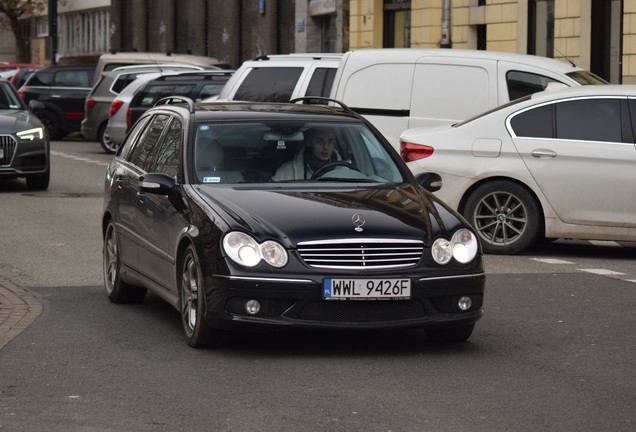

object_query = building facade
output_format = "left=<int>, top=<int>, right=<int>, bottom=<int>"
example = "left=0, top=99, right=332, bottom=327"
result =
left=2, top=0, right=634, bottom=83
left=349, top=0, right=633, bottom=84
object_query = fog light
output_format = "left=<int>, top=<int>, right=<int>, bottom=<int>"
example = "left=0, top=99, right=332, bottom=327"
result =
left=458, top=296, right=472, bottom=311
left=245, top=299, right=261, bottom=315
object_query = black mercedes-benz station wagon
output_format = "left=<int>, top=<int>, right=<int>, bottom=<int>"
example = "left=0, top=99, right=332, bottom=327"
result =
left=102, top=96, right=485, bottom=348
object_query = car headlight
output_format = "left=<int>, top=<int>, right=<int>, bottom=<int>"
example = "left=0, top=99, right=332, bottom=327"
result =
left=16, top=127, right=44, bottom=141
left=431, top=229, right=478, bottom=264
left=223, top=232, right=288, bottom=268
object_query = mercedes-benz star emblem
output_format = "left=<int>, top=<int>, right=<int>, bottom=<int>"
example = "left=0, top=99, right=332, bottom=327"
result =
left=352, top=213, right=365, bottom=232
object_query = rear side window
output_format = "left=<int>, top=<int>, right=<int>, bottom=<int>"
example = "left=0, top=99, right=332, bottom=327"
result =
left=506, top=71, right=561, bottom=100
left=27, top=70, right=53, bottom=86
left=111, top=73, right=140, bottom=93
left=306, top=67, right=337, bottom=98
left=510, top=104, right=554, bottom=138
left=234, top=67, right=303, bottom=102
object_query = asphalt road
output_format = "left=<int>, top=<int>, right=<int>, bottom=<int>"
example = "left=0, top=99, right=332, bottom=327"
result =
left=0, top=138, right=635, bottom=431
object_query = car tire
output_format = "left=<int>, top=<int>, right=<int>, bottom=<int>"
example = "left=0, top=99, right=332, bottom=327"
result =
left=463, top=181, right=541, bottom=255
left=425, top=324, right=475, bottom=342
left=98, top=123, right=118, bottom=154
left=38, top=109, right=63, bottom=140
left=26, top=168, right=50, bottom=191
left=180, top=244, right=230, bottom=348
left=103, top=221, right=147, bottom=303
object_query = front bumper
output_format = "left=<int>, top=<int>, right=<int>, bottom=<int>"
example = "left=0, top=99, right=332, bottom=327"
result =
left=203, top=272, right=485, bottom=333
left=0, top=136, right=48, bottom=178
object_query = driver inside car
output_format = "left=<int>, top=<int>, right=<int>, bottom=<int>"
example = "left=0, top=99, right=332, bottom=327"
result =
left=271, top=127, right=338, bottom=181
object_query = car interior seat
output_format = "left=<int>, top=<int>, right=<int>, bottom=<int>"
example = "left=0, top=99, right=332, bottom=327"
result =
left=196, top=137, right=244, bottom=183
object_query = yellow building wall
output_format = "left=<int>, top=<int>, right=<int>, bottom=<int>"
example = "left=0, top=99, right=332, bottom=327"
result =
left=624, top=0, right=636, bottom=84
left=347, top=0, right=636, bottom=82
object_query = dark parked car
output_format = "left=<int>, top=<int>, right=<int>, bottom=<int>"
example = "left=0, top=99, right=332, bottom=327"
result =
left=102, top=96, right=485, bottom=348
left=0, top=79, right=49, bottom=190
left=18, top=64, right=96, bottom=140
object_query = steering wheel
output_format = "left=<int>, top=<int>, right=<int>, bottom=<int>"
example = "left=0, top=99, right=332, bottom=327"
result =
left=310, top=161, right=354, bottom=179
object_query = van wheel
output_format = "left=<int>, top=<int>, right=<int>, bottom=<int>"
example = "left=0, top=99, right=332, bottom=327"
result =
left=98, top=123, right=118, bottom=154
left=463, top=181, right=540, bottom=255
left=38, top=109, right=63, bottom=140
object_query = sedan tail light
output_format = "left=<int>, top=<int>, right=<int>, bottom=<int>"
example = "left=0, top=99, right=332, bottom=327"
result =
left=109, top=99, right=124, bottom=117
left=400, top=142, right=434, bottom=162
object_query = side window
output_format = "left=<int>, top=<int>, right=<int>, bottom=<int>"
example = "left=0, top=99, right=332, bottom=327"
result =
left=506, top=71, right=561, bottom=100
left=555, top=98, right=622, bottom=142
left=234, top=67, right=303, bottom=102
left=153, top=118, right=182, bottom=177
left=196, top=82, right=227, bottom=101
left=128, top=114, right=170, bottom=171
left=136, top=84, right=194, bottom=107
left=28, top=70, right=53, bottom=86
left=118, top=115, right=152, bottom=159
left=306, top=67, right=337, bottom=99
left=55, top=70, right=91, bottom=87
left=509, top=104, right=554, bottom=138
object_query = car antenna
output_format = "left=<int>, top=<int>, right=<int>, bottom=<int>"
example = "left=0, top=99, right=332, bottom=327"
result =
left=552, top=46, right=576, bottom=68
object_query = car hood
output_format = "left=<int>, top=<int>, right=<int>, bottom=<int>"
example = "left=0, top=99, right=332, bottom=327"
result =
left=193, top=184, right=464, bottom=247
left=0, top=109, right=41, bottom=133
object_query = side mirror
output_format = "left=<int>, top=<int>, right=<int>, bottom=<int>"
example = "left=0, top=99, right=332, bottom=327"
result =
left=29, top=100, right=45, bottom=111
left=415, top=172, right=442, bottom=192
left=139, top=173, right=176, bottom=196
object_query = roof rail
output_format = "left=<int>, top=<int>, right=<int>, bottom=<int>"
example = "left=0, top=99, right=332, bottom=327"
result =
left=154, top=96, right=195, bottom=113
left=289, top=97, right=355, bottom=114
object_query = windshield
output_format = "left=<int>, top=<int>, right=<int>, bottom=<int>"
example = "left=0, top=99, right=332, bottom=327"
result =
left=567, top=70, right=608, bottom=85
left=0, top=81, right=25, bottom=110
left=191, top=121, right=406, bottom=185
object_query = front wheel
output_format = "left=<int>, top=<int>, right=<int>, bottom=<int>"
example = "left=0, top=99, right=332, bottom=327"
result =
left=180, top=244, right=230, bottom=348
left=103, top=221, right=147, bottom=303
left=462, top=181, right=541, bottom=255
left=26, top=168, right=50, bottom=191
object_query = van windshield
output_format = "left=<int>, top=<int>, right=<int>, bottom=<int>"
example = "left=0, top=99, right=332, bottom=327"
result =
left=567, top=70, right=608, bottom=85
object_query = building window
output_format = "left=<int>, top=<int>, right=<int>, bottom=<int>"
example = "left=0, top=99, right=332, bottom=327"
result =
left=383, top=0, right=411, bottom=48
left=528, top=0, right=554, bottom=57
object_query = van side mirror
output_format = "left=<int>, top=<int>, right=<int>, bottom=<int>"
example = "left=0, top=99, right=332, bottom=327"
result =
left=416, top=172, right=442, bottom=192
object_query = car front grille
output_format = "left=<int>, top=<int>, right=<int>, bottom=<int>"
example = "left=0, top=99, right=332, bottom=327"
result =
left=0, top=135, right=16, bottom=167
left=297, top=238, right=424, bottom=269
left=293, top=299, right=426, bottom=322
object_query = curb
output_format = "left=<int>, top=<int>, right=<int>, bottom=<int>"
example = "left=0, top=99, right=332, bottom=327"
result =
left=0, top=276, right=42, bottom=351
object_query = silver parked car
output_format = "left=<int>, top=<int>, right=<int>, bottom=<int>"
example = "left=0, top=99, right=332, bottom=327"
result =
left=81, top=64, right=215, bottom=153
left=400, top=85, right=636, bottom=254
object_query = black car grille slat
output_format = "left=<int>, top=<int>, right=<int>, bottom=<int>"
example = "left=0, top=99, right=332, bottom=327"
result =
left=294, top=299, right=425, bottom=322
left=0, top=135, right=16, bottom=167
left=297, top=239, right=424, bottom=269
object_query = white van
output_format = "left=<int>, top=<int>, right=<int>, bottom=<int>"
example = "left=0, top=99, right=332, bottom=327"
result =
left=329, top=48, right=606, bottom=150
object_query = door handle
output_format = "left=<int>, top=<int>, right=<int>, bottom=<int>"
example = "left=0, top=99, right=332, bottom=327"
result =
left=530, top=149, right=557, bottom=158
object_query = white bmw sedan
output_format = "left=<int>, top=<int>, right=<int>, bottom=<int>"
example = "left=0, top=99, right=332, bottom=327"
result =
left=400, top=85, right=636, bottom=255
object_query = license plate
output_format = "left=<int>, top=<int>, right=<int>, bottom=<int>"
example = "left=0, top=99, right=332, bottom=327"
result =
left=323, top=278, right=411, bottom=300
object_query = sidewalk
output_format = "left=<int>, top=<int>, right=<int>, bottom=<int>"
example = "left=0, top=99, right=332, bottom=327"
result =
left=0, top=276, right=42, bottom=350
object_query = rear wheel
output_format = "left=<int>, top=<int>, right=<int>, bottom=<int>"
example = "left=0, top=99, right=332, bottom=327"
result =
left=98, top=123, right=118, bottom=154
left=103, top=221, right=147, bottom=303
left=180, top=244, right=230, bottom=348
left=463, top=181, right=541, bottom=254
